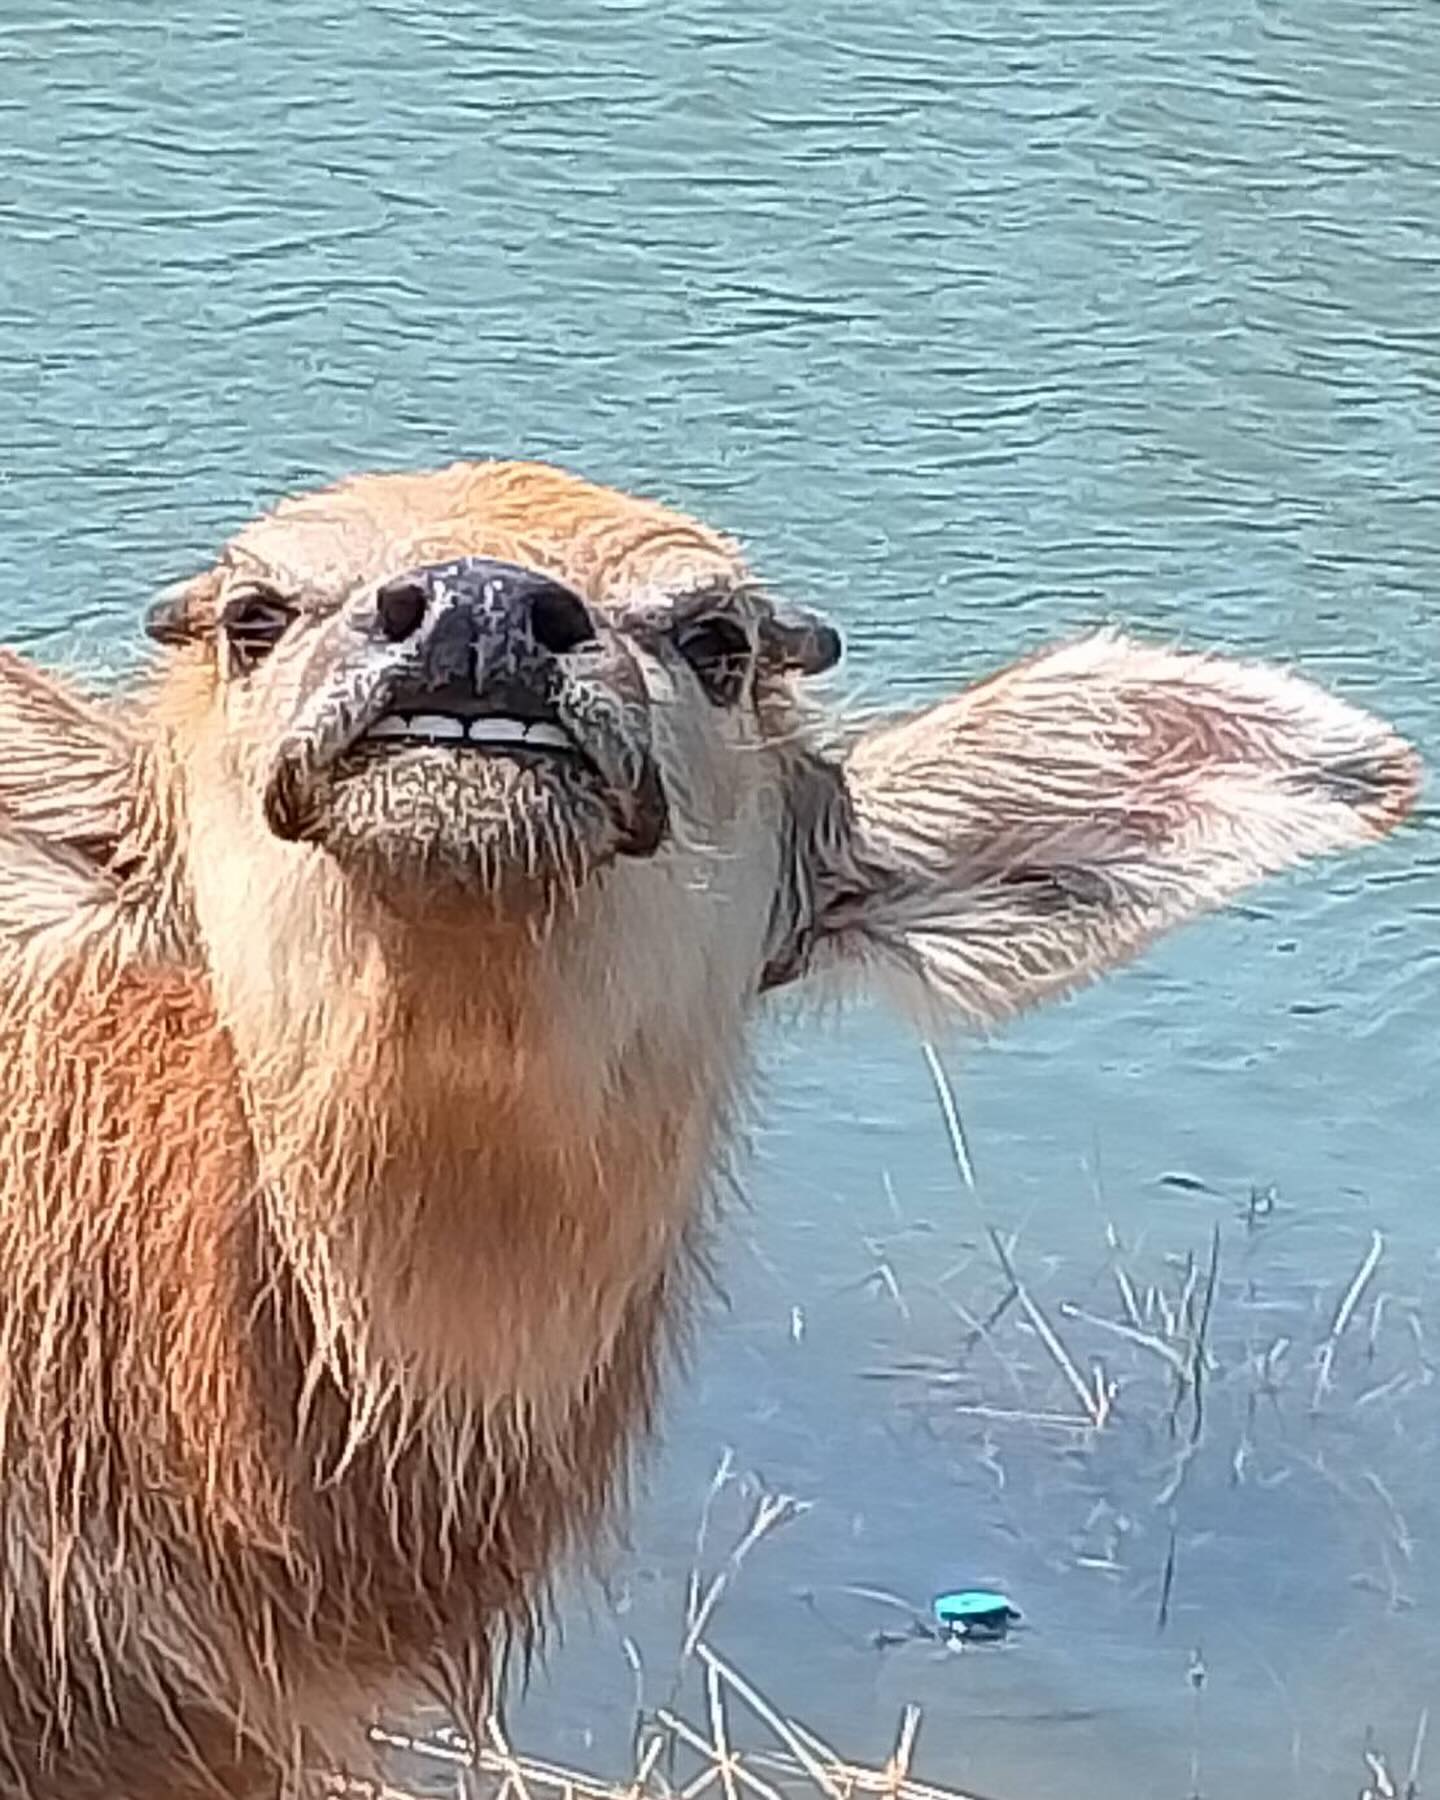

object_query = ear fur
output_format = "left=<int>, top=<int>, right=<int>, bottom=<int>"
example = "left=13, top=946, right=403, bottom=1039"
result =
left=0, top=650, right=175, bottom=969
left=777, top=630, right=1421, bottom=1027
left=0, top=650, right=141, bottom=864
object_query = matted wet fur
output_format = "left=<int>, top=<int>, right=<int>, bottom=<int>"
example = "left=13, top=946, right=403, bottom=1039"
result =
left=0, top=459, right=1421, bottom=1798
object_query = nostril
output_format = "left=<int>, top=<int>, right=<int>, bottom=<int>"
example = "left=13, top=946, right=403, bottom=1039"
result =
left=376, top=576, right=428, bottom=642
left=528, top=582, right=597, bottom=656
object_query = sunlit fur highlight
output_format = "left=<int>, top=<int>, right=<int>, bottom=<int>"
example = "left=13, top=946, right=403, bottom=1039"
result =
left=0, top=464, right=796, bottom=1799
left=0, top=459, right=1421, bottom=1799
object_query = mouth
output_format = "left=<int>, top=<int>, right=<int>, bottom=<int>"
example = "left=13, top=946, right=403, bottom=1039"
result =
left=363, top=708, right=581, bottom=757
left=264, top=680, right=667, bottom=885
left=358, top=684, right=585, bottom=761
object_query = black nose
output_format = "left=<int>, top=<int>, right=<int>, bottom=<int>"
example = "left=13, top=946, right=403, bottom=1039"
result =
left=374, top=558, right=597, bottom=657
left=376, top=576, right=429, bottom=642
left=526, top=581, right=596, bottom=654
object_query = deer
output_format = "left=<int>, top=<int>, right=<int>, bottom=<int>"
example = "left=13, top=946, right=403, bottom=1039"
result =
left=0, top=457, right=1419, bottom=1797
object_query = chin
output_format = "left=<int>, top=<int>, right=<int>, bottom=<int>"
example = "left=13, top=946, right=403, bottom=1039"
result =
left=293, top=743, right=633, bottom=902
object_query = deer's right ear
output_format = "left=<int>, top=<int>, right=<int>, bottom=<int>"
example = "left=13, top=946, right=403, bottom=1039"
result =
left=765, top=632, right=1421, bottom=1028
left=145, top=568, right=222, bottom=647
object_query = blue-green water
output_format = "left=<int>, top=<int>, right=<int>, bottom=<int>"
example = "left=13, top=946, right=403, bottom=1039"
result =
left=3, top=2, right=1437, bottom=1794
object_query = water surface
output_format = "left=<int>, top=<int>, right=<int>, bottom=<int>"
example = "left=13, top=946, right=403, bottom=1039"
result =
left=3, top=2, right=1438, bottom=1794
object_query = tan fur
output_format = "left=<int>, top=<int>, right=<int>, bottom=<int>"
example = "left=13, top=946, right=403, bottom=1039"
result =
left=220, top=459, right=745, bottom=621
left=0, top=460, right=1420, bottom=1798
left=0, top=464, right=787, bottom=1799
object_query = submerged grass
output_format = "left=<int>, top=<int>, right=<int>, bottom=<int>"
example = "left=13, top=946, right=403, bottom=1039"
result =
left=317, top=1447, right=996, bottom=1800
left=342, top=1654, right=991, bottom=1800
left=327, top=1050, right=1433, bottom=1799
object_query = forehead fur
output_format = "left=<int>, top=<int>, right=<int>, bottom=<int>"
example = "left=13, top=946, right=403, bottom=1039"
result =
left=229, top=460, right=746, bottom=607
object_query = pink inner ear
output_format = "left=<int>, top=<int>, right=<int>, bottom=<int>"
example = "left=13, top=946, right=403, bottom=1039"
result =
left=1133, top=673, right=1415, bottom=837
left=1111, top=681, right=1282, bottom=767
left=1091, top=674, right=1421, bottom=843
left=816, top=630, right=1421, bottom=1027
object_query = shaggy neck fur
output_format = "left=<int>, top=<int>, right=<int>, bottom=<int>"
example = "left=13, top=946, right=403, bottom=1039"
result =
left=173, top=677, right=762, bottom=1434
left=0, top=677, right=777, bottom=1798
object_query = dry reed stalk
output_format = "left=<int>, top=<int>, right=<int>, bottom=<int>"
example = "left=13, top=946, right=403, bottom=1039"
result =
left=349, top=1639, right=998, bottom=1800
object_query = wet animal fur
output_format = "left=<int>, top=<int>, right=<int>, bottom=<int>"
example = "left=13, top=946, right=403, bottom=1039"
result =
left=0, top=460, right=1422, bottom=1798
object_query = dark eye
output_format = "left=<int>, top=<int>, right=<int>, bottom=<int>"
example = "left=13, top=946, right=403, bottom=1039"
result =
left=675, top=615, right=753, bottom=707
left=220, top=589, right=296, bottom=675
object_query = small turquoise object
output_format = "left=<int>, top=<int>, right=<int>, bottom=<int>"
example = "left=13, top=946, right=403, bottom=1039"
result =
left=931, top=1589, right=1020, bottom=1638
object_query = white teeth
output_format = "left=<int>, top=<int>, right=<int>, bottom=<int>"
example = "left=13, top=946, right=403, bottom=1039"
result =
left=511, top=721, right=573, bottom=752
left=463, top=716, right=528, bottom=745
left=367, top=712, right=465, bottom=741
left=363, top=712, right=574, bottom=752
left=465, top=719, right=574, bottom=751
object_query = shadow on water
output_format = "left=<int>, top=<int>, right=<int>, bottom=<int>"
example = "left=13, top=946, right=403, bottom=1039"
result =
left=2, top=0, right=1437, bottom=1793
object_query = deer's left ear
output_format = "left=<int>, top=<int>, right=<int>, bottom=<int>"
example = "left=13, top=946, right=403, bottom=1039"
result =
left=767, top=631, right=1422, bottom=1026
left=0, top=649, right=143, bottom=868
left=0, top=649, right=181, bottom=968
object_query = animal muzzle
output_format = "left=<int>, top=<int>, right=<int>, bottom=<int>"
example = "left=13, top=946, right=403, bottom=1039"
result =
left=349, top=557, right=618, bottom=763
left=261, top=557, right=668, bottom=864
